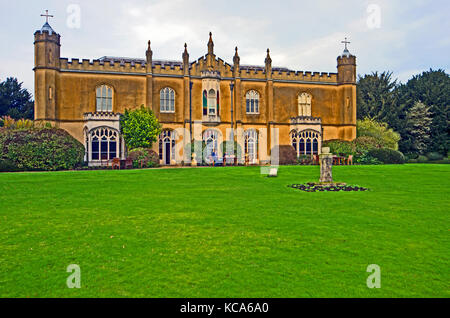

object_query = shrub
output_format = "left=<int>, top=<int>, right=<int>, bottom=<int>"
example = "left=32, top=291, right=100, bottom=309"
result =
left=0, top=128, right=85, bottom=171
left=405, top=152, right=419, bottom=160
left=323, top=140, right=354, bottom=156
left=276, top=145, right=297, bottom=165
left=367, top=148, right=405, bottom=164
left=297, top=154, right=313, bottom=165
left=357, top=118, right=400, bottom=150
left=352, top=136, right=382, bottom=156
left=355, top=153, right=382, bottom=165
left=0, top=159, right=19, bottom=172
left=426, top=152, right=444, bottom=161
left=128, top=148, right=160, bottom=168
left=417, top=155, right=428, bottom=163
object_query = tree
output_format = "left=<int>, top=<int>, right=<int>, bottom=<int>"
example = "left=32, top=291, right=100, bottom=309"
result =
left=119, top=106, right=162, bottom=150
left=397, top=69, right=449, bottom=155
left=0, top=77, right=34, bottom=119
left=356, top=71, right=400, bottom=127
left=357, top=118, right=401, bottom=150
left=403, top=102, right=432, bottom=155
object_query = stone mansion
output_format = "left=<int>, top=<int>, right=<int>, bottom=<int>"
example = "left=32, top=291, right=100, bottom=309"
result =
left=34, top=20, right=357, bottom=165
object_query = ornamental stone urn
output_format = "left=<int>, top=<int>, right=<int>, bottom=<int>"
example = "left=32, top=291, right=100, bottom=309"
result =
left=319, top=147, right=333, bottom=183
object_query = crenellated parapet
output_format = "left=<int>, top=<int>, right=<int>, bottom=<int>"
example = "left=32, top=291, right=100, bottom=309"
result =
left=290, top=116, right=322, bottom=125
left=83, top=112, right=121, bottom=121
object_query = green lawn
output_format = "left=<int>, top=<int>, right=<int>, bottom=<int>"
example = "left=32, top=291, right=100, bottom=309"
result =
left=0, top=165, right=448, bottom=298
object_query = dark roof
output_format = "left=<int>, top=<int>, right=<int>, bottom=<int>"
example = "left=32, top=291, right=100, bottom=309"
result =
left=240, top=64, right=293, bottom=72
left=98, top=56, right=183, bottom=68
left=40, top=22, right=56, bottom=35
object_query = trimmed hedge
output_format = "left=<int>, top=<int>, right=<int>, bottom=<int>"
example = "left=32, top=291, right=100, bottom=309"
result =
left=0, top=128, right=85, bottom=171
left=128, top=148, right=160, bottom=168
left=367, top=148, right=405, bottom=164
left=426, top=152, right=444, bottom=161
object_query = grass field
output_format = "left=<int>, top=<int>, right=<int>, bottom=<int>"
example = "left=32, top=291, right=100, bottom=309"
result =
left=0, top=164, right=448, bottom=298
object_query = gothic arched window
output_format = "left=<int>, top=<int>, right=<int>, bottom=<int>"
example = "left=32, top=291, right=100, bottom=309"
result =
left=160, top=87, right=175, bottom=112
left=203, top=129, right=219, bottom=163
left=207, top=89, right=217, bottom=115
left=96, top=85, right=113, bottom=112
left=89, top=127, right=119, bottom=161
left=246, top=90, right=260, bottom=114
left=245, top=129, right=258, bottom=163
left=298, top=92, right=312, bottom=117
left=291, top=130, right=320, bottom=156
left=159, top=130, right=176, bottom=165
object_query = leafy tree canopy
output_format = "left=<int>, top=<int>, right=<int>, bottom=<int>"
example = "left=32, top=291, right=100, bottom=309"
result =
left=0, top=77, right=34, bottom=120
left=357, top=118, right=400, bottom=150
left=119, top=106, right=162, bottom=150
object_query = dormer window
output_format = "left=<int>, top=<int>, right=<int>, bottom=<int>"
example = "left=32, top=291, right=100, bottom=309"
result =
left=96, top=85, right=113, bottom=112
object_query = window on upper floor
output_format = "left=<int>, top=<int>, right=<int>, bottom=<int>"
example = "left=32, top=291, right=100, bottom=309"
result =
left=207, top=89, right=217, bottom=115
left=160, top=87, right=175, bottom=113
left=246, top=90, right=260, bottom=114
left=298, top=92, right=312, bottom=117
left=96, top=85, right=113, bottom=112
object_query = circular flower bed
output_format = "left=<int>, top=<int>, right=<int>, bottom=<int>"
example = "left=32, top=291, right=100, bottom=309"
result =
left=288, top=183, right=369, bottom=192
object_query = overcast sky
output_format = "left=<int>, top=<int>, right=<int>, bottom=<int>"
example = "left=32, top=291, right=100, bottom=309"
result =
left=0, top=0, right=449, bottom=94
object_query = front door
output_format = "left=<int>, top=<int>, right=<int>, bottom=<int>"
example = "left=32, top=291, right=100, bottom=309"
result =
left=165, top=141, right=171, bottom=165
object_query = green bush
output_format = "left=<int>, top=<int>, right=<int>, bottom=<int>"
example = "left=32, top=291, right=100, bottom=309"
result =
left=357, top=118, right=400, bottom=150
left=352, top=136, right=381, bottom=156
left=323, top=140, right=354, bottom=156
left=367, top=148, right=405, bottom=164
left=355, top=153, right=382, bottom=165
left=0, top=159, right=19, bottom=172
left=0, top=128, right=84, bottom=171
left=426, top=152, right=444, bottom=161
left=417, top=155, right=428, bottom=163
left=128, top=148, right=160, bottom=168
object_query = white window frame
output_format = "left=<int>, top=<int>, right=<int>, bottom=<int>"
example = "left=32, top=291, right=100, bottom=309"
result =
left=88, top=127, right=119, bottom=162
left=96, top=85, right=113, bottom=112
left=245, top=129, right=258, bottom=163
left=160, top=87, right=175, bottom=113
left=207, top=89, right=216, bottom=115
left=246, top=90, right=260, bottom=114
left=291, top=130, right=320, bottom=156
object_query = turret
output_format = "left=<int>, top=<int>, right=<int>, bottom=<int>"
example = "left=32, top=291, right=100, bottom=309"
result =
left=337, top=38, right=356, bottom=84
left=34, top=12, right=60, bottom=121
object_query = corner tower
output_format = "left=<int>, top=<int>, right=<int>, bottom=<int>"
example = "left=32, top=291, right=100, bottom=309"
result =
left=336, top=37, right=357, bottom=139
left=337, top=38, right=356, bottom=84
left=34, top=13, right=60, bottom=121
